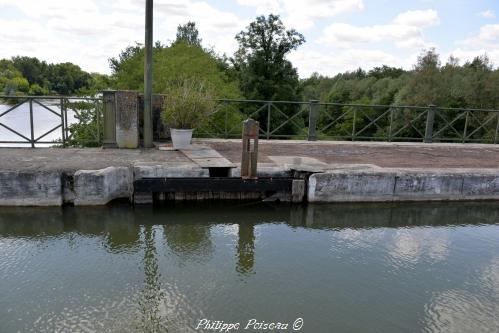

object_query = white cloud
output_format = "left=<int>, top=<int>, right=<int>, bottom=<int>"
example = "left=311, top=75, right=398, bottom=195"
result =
left=318, top=10, right=439, bottom=49
left=0, top=0, right=246, bottom=74
left=452, top=24, right=499, bottom=66
left=237, top=0, right=364, bottom=30
left=393, top=9, right=440, bottom=28
left=479, top=10, right=496, bottom=19
left=288, top=48, right=400, bottom=77
left=318, top=22, right=428, bottom=48
left=456, top=25, right=499, bottom=49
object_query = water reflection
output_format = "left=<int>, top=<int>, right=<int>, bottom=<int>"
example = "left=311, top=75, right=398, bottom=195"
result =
left=1, top=202, right=499, bottom=332
left=138, top=225, right=167, bottom=332
left=236, top=222, right=256, bottom=274
left=1, top=202, right=498, bottom=260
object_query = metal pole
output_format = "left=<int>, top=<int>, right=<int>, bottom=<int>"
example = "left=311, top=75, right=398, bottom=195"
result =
left=143, top=0, right=154, bottom=148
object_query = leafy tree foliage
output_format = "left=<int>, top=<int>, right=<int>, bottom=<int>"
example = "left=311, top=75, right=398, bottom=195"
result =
left=234, top=14, right=305, bottom=101
left=0, top=56, right=109, bottom=96
left=175, top=21, right=202, bottom=46
left=233, top=14, right=305, bottom=134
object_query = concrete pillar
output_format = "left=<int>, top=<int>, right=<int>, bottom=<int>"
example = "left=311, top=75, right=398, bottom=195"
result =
left=115, top=91, right=139, bottom=149
left=102, top=90, right=117, bottom=148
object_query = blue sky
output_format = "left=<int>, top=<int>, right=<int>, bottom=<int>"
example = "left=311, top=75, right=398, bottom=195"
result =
left=0, top=0, right=498, bottom=77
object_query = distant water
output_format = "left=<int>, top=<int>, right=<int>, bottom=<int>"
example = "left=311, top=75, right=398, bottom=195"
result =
left=0, top=102, right=77, bottom=147
left=1, top=202, right=499, bottom=332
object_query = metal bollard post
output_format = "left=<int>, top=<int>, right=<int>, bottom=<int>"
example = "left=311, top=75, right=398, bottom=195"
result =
left=241, top=119, right=259, bottom=179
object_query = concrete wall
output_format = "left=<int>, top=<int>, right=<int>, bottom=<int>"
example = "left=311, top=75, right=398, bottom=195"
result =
left=308, top=169, right=499, bottom=202
left=2, top=166, right=499, bottom=207
left=74, top=167, right=131, bottom=206
left=0, top=171, right=62, bottom=206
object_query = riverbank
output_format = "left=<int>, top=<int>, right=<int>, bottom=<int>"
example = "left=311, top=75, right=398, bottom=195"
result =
left=1, top=140, right=499, bottom=206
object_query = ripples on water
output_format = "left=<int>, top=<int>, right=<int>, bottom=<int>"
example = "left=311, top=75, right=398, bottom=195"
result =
left=0, top=202, right=498, bottom=332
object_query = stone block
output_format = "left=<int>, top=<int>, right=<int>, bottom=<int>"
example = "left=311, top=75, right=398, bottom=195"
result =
left=394, top=173, right=464, bottom=200
left=74, top=167, right=131, bottom=206
left=308, top=171, right=396, bottom=202
left=462, top=174, right=499, bottom=199
left=0, top=171, right=62, bottom=206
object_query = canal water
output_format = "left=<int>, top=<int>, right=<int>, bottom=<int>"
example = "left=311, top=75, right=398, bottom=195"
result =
left=1, top=202, right=499, bottom=332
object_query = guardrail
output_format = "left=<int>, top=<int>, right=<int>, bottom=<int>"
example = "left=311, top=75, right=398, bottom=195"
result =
left=2, top=95, right=498, bottom=147
left=0, top=95, right=102, bottom=147
left=198, top=100, right=499, bottom=144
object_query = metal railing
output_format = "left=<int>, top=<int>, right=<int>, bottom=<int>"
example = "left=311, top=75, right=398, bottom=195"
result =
left=2, top=95, right=498, bottom=147
left=198, top=99, right=499, bottom=144
left=0, top=95, right=103, bottom=147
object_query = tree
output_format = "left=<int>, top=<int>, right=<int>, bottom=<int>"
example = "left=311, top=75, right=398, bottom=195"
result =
left=234, top=14, right=305, bottom=101
left=395, top=49, right=443, bottom=106
left=233, top=14, right=305, bottom=135
left=175, top=21, right=202, bottom=46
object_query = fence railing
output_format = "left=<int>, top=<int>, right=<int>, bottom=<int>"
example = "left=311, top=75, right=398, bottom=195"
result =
left=197, top=100, right=499, bottom=144
left=0, top=95, right=103, bottom=147
left=2, top=95, right=498, bottom=147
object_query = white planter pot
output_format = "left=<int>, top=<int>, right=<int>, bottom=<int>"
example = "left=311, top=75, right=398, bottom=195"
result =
left=170, top=128, right=193, bottom=149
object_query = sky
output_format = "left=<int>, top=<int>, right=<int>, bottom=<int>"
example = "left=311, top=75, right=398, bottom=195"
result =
left=0, top=0, right=498, bottom=77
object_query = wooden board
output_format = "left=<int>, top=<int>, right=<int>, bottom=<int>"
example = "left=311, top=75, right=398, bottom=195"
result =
left=181, top=144, right=236, bottom=169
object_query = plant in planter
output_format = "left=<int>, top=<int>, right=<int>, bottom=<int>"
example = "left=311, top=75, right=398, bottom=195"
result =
left=161, top=77, right=216, bottom=149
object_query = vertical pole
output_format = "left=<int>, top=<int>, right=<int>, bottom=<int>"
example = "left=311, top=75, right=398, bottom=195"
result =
left=64, top=98, right=69, bottom=141
left=462, top=110, right=469, bottom=143
left=143, top=0, right=154, bottom=148
left=60, top=97, right=65, bottom=146
left=351, top=108, right=357, bottom=141
left=96, top=100, right=101, bottom=145
left=224, top=102, right=228, bottom=139
left=308, top=100, right=318, bottom=141
left=266, top=103, right=271, bottom=140
left=494, top=112, right=499, bottom=144
left=424, top=104, right=436, bottom=143
left=241, top=119, right=259, bottom=179
left=29, top=98, right=35, bottom=148
left=388, top=107, right=394, bottom=142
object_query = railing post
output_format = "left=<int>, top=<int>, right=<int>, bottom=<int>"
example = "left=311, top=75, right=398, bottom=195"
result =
left=388, top=107, right=394, bottom=142
left=29, top=98, right=35, bottom=148
left=424, top=104, right=436, bottom=143
left=308, top=100, right=319, bottom=141
left=351, top=108, right=357, bottom=141
left=60, top=97, right=65, bottom=146
left=463, top=110, right=469, bottom=143
left=102, top=90, right=117, bottom=148
left=224, top=101, right=228, bottom=139
left=266, top=103, right=271, bottom=140
left=495, top=112, right=499, bottom=144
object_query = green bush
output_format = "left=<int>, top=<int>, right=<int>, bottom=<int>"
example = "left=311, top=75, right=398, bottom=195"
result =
left=161, top=77, right=216, bottom=129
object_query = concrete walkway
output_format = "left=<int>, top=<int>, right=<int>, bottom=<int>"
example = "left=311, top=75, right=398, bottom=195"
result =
left=201, top=139, right=499, bottom=169
left=1, top=140, right=498, bottom=172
